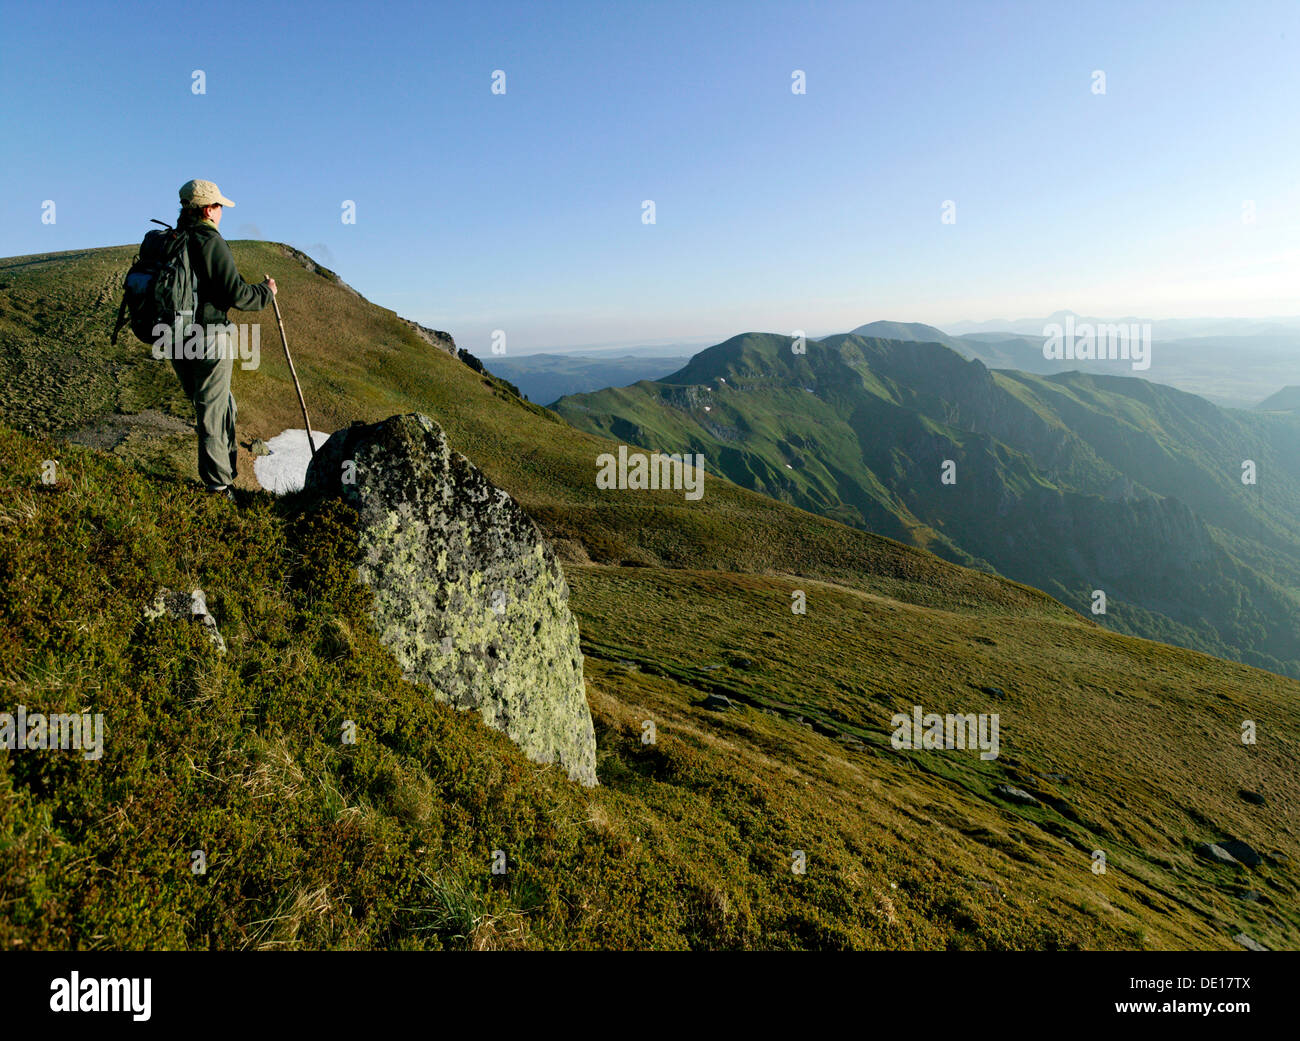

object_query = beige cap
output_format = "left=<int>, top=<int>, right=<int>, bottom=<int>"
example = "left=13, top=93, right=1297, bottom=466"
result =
left=179, top=179, right=236, bottom=208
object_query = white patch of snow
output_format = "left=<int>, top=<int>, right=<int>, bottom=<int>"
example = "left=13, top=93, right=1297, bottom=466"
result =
left=253, top=428, right=333, bottom=495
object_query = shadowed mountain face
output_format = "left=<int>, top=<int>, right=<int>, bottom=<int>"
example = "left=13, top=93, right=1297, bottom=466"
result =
left=554, top=332, right=1300, bottom=677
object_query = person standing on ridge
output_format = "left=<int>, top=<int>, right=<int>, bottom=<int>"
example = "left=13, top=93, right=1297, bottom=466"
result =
left=170, top=178, right=277, bottom=501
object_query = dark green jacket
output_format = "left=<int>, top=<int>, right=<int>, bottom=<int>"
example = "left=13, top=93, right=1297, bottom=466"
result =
left=185, top=220, right=273, bottom=325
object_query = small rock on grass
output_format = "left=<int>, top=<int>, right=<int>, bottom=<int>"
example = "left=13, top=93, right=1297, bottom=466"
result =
left=1196, top=843, right=1240, bottom=866
left=992, top=784, right=1038, bottom=806
left=143, top=588, right=226, bottom=653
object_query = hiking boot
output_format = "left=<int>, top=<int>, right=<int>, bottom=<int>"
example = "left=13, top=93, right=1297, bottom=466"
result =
left=206, top=485, right=235, bottom=502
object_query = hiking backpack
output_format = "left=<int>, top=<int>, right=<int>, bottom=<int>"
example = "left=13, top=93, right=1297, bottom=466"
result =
left=111, top=219, right=199, bottom=346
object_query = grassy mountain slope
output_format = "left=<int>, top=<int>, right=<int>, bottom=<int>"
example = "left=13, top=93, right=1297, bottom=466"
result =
left=553, top=332, right=1300, bottom=677
left=3, top=423, right=1296, bottom=950
left=1, top=244, right=1297, bottom=950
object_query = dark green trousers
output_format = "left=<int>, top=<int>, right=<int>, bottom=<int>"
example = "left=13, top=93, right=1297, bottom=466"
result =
left=170, top=326, right=238, bottom=489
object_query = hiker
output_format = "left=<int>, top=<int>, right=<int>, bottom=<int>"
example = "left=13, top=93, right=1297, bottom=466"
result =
left=170, top=179, right=277, bottom=500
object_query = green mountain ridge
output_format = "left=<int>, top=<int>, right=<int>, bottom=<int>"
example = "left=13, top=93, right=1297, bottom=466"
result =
left=554, top=331, right=1300, bottom=678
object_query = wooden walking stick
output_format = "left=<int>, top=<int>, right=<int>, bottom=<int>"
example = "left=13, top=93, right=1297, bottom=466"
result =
left=267, top=275, right=317, bottom=457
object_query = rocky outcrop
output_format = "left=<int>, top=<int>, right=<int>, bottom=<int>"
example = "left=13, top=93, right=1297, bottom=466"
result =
left=303, top=413, right=597, bottom=786
left=279, top=243, right=361, bottom=297
left=399, top=317, right=458, bottom=357
left=398, top=322, right=522, bottom=398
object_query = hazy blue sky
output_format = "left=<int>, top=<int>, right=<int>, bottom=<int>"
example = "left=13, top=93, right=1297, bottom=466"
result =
left=3, top=0, right=1299, bottom=353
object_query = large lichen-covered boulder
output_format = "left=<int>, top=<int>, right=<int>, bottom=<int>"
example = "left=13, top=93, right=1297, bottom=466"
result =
left=303, top=413, right=597, bottom=786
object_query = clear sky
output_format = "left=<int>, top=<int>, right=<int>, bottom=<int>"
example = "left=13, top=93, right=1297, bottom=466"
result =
left=3, top=0, right=1299, bottom=353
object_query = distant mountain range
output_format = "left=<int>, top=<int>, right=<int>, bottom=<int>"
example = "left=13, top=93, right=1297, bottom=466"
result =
left=554, top=331, right=1300, bottom=677
left=942, top=310, right=1300, bottom=340
left=844, top=318, right=1300, bottom=408
left=482, top=352, right=691, bottom=405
